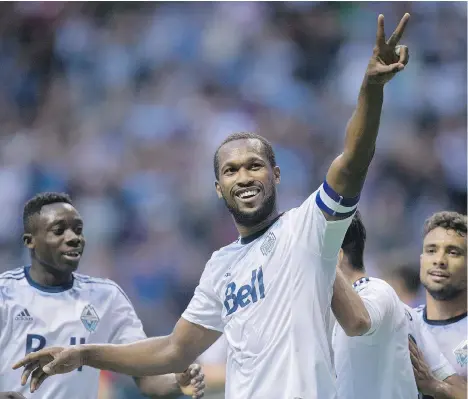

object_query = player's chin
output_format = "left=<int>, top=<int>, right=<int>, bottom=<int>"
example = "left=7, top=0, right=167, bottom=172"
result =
left=59, top=256, right=81, bottom=271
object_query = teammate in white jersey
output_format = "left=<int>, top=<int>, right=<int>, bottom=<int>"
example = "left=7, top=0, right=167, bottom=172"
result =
left=14, top=13, right=412, bottom=399
left=331, top=211, right=464, bottom=399
left=0, top=192, right=204, bottom=398
left=412, top=211, right=467, bottom=398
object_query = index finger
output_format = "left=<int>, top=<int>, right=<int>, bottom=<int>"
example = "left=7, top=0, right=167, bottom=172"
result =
left=12, top=352, right=43, bottom=370
left=387, top=13, right=410, bottom=46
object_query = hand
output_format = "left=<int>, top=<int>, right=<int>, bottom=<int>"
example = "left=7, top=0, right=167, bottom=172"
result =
left=0, top=393, right=27, bottom=399
left=366, top=13, right=410, bottom=85
left=409, top=336, right=439, bottom=396
left=12, top=346, right=84, bottom=393
left=176, top=364, right=205, bottom=399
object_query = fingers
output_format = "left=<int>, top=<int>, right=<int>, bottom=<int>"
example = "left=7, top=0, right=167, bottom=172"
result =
left=188, top=364, right=201, bottom=377
left=21, top=362, right=38, bottom=386
left=396, top=45, right=409, bottom=66
left=29, top=367, right=48, bottom=393
left=376, top=14, right=386, bottom=47
left=12, top=353, right=42, bottom=370
left=375, top=62, right=404, bottom=76
left=387, top=13, right=410, bottom=47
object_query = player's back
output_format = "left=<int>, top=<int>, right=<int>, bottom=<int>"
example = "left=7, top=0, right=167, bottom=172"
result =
left=414, top=305, right=467, bottom=379
left=0, top=266, right=145, bottom=398
left=333, top=277, right=418, bottom=399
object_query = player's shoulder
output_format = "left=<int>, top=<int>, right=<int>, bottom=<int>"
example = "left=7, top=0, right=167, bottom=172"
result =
left=356, top=277, right=400, bottom=302
left=0, top=267, right=26, bottom=283
left=73, top=273, right=128, bottom=298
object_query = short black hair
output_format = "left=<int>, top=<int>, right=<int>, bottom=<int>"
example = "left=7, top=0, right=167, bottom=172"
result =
left=423, top=211, right=467, bottom=238
left=213, top=132, right=276, bottom=180
left=23, top=192, right=73, bottom=233
left=341, top=210, right=366, bottom=271
left=391, top=265, right=421, bottom=294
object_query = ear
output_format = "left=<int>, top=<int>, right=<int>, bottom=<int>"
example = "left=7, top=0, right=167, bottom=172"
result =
left=337, top=248, right=344, bottom=267
left=214, top=181, right=223, bottom=199
left=23, top=233, right=34, bottom=250
left=273, top=166, right=281, bottom=185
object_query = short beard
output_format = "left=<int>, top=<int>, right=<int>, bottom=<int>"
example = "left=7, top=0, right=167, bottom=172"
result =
left=424, top=283, right=465, bottom=301
left=223, top=189, right=276, bottom=228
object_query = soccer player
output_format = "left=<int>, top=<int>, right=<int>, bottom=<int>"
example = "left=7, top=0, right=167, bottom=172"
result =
left=415, top=211, right=467, bottom=380
left=14, top=13, right=411, bottom=399
left=0, top=193, right=205, bottom=398
left=331, top=211, right=465, bottom=399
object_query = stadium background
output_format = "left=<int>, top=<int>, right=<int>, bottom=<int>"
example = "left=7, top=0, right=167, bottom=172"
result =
left=0, top=2, right=465, bottom=398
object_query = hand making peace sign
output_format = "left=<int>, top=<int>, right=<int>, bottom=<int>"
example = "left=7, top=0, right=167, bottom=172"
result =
left=366, top=13, right=410, bottom=85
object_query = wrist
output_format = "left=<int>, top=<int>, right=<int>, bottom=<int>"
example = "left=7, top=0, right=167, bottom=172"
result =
left=79, top=345, right=92, bottom=367
left=424, top=378, right=445, bottom=396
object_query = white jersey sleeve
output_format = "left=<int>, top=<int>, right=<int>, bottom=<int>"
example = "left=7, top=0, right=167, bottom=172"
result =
left=354, top=278, right=394, bottom=336
left=182, top=260, right=224, bottom=332
left=289, top=181, right=359, bottom=260
left=405, top=305, right=456, bottom=382
left=108, top=286, right=147, bottom=344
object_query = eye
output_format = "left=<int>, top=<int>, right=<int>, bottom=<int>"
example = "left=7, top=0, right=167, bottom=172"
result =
left=224, top=167, right=236, bottom=175
left=53, top=228, right=64, bottom=236
left=449, top=249, right=461, bottom=256
left=251, top=163, right=263, bottom=170
left=75, top=226, right=83, bottom=235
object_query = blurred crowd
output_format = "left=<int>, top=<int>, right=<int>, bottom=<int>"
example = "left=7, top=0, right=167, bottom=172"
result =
left=0, top=2, right=465, bottom=397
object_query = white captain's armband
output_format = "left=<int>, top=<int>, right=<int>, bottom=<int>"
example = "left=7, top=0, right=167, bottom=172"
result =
left=315, top=180, right=360, bottom=218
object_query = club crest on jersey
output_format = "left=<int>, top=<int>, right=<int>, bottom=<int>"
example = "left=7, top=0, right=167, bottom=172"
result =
left=260, top=232, right=276, bottom=256
left=81, top=304, right=100, bottom=332
left=453, top=339, right=468, bottom=367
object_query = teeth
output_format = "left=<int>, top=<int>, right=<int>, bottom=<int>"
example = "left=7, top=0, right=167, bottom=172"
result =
left=239, top=190, right=258, bottom=199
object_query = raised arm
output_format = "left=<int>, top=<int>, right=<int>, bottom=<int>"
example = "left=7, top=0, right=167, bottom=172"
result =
left=13, top=318, right=221, bottom=393
left=325, top=13, right=410, bottom=214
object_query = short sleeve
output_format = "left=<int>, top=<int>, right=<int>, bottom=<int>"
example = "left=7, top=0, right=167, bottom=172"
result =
left=411, top=308, right=456, bottom=381
left=358, top=284, right=394, bottom=336
left=108, top=285, right=147, bottom=344
left=289, top=185, right=358, bottom=260
left=182, top=263, right=224, bottom=333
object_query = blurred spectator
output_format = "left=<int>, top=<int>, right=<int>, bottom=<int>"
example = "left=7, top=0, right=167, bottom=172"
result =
left=383, top=264, right=424, bottom=307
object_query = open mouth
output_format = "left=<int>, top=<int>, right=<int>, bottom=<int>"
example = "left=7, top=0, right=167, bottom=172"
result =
left=235, top=187, right=260, bottom=201
left=63, top=251, right=82, bottom=260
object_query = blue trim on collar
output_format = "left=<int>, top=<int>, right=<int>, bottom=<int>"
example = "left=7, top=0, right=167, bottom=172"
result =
left=24, top=266, right=74, bottom=293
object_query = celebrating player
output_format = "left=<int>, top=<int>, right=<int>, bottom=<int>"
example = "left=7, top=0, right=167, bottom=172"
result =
left=414, top=211, right=467, bottom=381
left=331, top=211, right=466, bottom=399
left=0, top=193, right=205, bottom=398
left=14, top=13, right=411, bottom=399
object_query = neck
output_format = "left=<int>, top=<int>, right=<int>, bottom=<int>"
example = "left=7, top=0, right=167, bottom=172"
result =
left=29, top=260, right=73, bottom=287
left=425, top=291, right=467, bottom=321
left=339, top=259, right=367, bottom=284
left=236, top=209, right=280, bottom=238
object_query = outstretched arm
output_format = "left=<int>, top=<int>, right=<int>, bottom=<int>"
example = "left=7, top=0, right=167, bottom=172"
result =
left=323, top=13, right=410, bottom=218
left=13, top=318, right=220, bottom=393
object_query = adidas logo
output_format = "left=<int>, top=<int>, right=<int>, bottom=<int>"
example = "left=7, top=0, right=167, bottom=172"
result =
left=15, top=308, right=33, bottom=321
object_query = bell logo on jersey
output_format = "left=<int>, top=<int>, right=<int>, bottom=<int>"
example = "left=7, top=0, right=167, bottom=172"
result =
left=224, top=267, right=265, bottom=316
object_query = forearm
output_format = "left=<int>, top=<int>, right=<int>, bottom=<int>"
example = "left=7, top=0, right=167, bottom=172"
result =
left=82, top=336, right=189, bottom=377
left=328, top=79, right=384, bottom=197
left=331, top=269, right=371, bottom=336
left=203, top=364, right=226, bottom=392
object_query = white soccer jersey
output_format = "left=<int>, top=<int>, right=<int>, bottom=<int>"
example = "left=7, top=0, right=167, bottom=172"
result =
left=0, top=266, right=147, bottom=398
left=183, top=185, right=358, bottom=399
left=415, top=305, right=467, bottom=379
left=333, top=277, right=419, bottom=399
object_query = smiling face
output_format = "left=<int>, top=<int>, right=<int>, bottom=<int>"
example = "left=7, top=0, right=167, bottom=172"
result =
left=215, top=138, right=280, bottom=228
left=23, top=202, right=86, bottom=275
left=420, top=227, right=467, bottom=301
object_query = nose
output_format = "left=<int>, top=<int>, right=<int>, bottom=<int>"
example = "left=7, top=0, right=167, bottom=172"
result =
left=236, top=167, right=254, bottom=186
left=432, top=251, right=448, bottom=268
left=65, top=230, right=81, bottom=247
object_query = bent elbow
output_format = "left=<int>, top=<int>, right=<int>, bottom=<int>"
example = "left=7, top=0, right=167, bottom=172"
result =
left=344, top=316, right=371, bottom=337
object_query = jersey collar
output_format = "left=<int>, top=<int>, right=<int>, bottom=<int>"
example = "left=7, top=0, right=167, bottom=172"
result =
left=24, top=266, right=74, bottom=293
left=423, top=305, right=467, bottom=326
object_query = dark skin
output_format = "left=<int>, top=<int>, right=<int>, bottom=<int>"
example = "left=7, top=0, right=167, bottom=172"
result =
left=13, top=12, right=411, bottom=388
left=13, top=202, right=205, bottom=398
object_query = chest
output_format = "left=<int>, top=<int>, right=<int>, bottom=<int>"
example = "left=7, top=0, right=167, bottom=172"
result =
left=430, top=324, right=468, bottom=377
left=3, top=289, right=112, bottom=351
